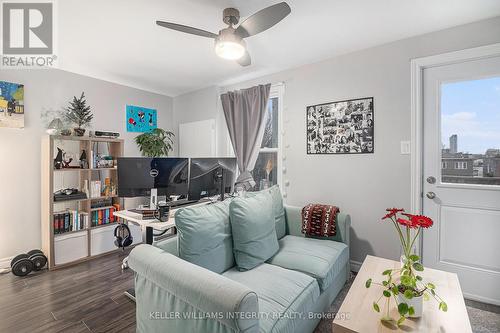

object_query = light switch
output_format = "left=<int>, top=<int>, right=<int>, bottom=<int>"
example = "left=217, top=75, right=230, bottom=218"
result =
left=401, top=141, right=411, bottom=155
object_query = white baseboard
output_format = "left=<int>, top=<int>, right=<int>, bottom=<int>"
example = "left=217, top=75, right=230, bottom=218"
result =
left=350, top=260, right=362, bottom=272
left=0, top=256, right=14, bottom=270
left=463, top=292, right=500, bottom=306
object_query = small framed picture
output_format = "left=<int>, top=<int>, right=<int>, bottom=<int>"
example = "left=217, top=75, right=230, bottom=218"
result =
left=126, top=105, right=157, bottom=132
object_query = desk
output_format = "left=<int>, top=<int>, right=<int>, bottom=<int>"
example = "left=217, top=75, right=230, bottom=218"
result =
left=114, top=199, right=211, bottom=245
left=114, top=200, right=212, bottom=301
left=114, top=210, right=176, bottom=245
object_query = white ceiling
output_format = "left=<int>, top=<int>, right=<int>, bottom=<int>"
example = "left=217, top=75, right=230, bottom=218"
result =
left=58, top=0, right=500, bottom=96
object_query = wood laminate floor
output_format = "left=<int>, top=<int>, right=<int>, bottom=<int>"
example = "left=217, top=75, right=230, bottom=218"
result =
left=0, top=249, right=135, bottom=333
left=1, top=250, right=498, bottom=333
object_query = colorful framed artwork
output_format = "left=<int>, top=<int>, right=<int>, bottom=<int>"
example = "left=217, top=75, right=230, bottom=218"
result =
left=0, top=81, right=24, bottom=128
left=126, top=105, right=157, bottom=132
left=306, top=97, right=374, bottom=154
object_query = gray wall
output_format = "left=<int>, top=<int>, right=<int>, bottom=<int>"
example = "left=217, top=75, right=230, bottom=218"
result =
left=172, top=17, right=500, bottom=265
left=0, top=69, right=173, bottom=262
left=173, top=86, right=231, bottom=156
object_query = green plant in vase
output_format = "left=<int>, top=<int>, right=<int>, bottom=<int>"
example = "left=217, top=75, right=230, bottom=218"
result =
left=135, top=128, right=175, bottom=157
left=365, top=208, right=447, bottom=327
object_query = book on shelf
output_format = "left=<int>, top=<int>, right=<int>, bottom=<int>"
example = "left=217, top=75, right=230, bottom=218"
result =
left=91, top=207, right=116, bottom=227
left=53, top=210, right=89, bottom=235
left=90, top=180, right=102, bottom=198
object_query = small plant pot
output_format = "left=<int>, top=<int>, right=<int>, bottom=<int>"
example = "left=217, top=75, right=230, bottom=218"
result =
left=60, top=129, right=72, bottom=136
left=73, top=128, right=86, bottom=136
left=398, top=293, right=423, bottom=318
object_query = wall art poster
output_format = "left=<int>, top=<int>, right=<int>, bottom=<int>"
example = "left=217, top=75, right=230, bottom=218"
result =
left=0, top=81, right=24, bottom=128
left=306, top=97, right=373, bottom=154
left=126, top=105, right=157, bottom=132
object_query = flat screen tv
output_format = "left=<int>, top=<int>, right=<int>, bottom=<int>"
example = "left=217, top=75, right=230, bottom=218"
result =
left=188, top=158, right=237, bottom=201
left=117, top=157, right=189, bottom=198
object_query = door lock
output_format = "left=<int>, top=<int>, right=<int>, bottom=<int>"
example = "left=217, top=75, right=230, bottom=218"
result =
left=426, top=192, right=436, bottom=199
left=426, top=176, right=436, bottom=184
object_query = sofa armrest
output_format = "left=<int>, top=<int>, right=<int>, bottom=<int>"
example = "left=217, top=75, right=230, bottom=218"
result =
left=284, top=205, right=351, bottom=247
left=153, top=235, right=178, bottom=256
left=129, top=244, right=259, bottom=332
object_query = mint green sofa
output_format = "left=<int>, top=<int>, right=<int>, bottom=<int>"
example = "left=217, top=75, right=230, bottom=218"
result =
left=128, top=201, right=350, bottom=333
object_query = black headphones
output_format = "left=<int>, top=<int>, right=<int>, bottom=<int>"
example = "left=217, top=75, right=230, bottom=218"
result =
left=114, top=224, right=133, bottom=249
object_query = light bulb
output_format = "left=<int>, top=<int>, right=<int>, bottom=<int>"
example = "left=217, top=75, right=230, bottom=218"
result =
left=215, top=41, right=245, bottom=60
left=214, top=28, right=246, bottom=60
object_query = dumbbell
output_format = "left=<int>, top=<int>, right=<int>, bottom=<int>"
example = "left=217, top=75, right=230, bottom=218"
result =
left=10, top=250, right=48, bottom=277
left=27, top=250, right=48, bottom=271
left=10, top=254, right=34, bottom=277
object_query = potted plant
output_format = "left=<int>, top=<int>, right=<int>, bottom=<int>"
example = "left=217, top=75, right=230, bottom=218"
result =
left=365, top=208, right=447, bottom=327
left=64, top=92, right=93, bottom=136
left=135, top=128, right=174, bottom=157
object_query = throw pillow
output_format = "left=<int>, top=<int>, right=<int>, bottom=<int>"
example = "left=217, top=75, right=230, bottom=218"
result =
left=230, top=192, right=279, bottom=271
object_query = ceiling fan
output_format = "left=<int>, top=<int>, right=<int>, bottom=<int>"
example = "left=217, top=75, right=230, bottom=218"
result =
left=156, top=2, right=291, bottom=66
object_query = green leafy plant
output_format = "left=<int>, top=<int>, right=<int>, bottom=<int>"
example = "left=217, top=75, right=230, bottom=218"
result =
left=135, top=128, right=174, bottom=157
left=64, top=92, right=93, bottom=134
left=366, top=209, right=447, bottom=327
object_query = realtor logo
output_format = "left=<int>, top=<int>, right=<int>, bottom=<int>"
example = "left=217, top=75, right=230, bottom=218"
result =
left=1, top=1, right=56, bottom=67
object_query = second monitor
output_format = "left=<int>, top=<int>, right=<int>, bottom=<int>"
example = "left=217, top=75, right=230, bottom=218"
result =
left=188, top=158, right=237, bottom=201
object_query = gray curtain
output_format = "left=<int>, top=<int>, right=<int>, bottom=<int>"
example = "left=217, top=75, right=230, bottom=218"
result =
left=221, top=84, right=271, bottom=190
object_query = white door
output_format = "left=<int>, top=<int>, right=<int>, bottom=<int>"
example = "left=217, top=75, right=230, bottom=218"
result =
left=422, top=55, right=500, bottom=305
left=179, top=119, right=216, bottom=157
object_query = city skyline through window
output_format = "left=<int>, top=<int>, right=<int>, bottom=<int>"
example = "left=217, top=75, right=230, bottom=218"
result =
left=440, top=76, right=500, bottom=185
left=441, top=76, right=500, bottom=154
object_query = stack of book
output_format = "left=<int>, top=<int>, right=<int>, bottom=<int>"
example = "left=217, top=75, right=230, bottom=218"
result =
left=91, top=206, right=117, bottom=227
left=130, top=208, right=156, bottom=220
left=53, top=210, right=89, bottom=234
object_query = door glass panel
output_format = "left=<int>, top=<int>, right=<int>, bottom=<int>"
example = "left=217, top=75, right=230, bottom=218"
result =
left=441, top=76, right=500, bottom=185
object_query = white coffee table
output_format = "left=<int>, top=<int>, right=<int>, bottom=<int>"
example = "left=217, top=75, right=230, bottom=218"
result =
left=332, top=255, right=472, bottom=332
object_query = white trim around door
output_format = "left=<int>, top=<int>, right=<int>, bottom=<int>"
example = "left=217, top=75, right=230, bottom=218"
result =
left=410, top=42, right=500, bottom=220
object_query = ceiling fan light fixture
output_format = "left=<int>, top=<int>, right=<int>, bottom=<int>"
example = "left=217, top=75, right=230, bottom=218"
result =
left=214, top=29, right=245, bottom=60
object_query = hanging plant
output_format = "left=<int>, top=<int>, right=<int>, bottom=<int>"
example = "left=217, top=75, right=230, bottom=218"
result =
left=135, top=128, right=175, bottom=157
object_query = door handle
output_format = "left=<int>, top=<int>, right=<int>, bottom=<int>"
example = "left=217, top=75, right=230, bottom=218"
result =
left=426, top=192, right=436, bottom=199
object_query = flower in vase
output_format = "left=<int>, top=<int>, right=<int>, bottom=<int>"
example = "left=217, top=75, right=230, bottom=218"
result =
left=397, top=217, right=419, bottom=229
left=382, top=208, right=405, bottom=220
left=410, top=215, right=434, bottom=228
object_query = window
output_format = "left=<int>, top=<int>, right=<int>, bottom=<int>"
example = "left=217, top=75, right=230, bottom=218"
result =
left=442, top=161, right=448, bottom=169
left=441, top=77, right=500, bottom=185
left=454, top=161, right=468, bottom=169
left=251, top=84, right=283, bottom=191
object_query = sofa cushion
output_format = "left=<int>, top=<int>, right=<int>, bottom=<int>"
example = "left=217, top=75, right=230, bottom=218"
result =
left=175, top=199, right=234, bottom=274
left=246, top=185, right=286, bottom=239
left=267, top=235, right=349, bottom=291
left=230, top=192, right=279, bottom=271
left=223, top=263, right=320, bottom=333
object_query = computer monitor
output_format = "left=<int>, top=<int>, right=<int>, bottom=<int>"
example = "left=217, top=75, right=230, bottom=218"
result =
left=117, top=157, right=189, bottom=199
left=188, top=158, right=237, bottom=201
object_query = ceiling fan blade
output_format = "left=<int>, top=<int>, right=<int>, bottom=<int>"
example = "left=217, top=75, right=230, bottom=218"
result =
left=237, top=51, right=251, bottom=67
left=156, top=21, right=218, bottom=38
left=235, top=2, right=291, bottom=38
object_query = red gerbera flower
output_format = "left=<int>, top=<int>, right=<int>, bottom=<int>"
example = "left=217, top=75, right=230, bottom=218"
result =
left=383, top=208, right=405, bottom=220
left=410, top=215, right=433, bottom=228
left=397, top=218, right=418, bottom=229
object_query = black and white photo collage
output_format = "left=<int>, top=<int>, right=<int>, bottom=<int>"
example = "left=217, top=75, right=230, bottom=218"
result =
left=306, top=97, right=374, bottom=154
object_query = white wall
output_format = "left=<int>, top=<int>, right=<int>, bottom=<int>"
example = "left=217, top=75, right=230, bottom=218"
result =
left=0, top=69, right=173, bottom=262
left=172, top=17, right=500, bottom=265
